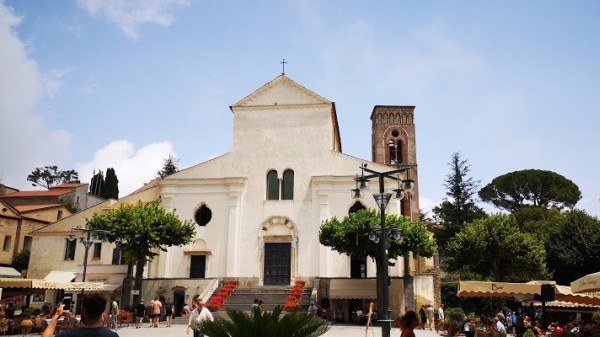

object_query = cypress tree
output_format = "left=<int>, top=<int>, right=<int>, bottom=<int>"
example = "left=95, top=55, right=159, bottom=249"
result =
left=102, top=168, right=119, bottom=199
left=89, top=171, right=104, bottom=197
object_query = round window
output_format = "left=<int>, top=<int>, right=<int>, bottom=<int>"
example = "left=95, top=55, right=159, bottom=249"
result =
left=391, top=129, right=399, bottom=137
left=195, top=204, right=212, bottom=226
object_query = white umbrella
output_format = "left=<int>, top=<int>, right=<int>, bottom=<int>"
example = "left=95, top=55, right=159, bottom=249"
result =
left=571, top=271, right=600, bottom=293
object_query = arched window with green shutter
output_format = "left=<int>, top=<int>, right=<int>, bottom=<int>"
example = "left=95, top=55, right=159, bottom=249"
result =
left=282, top=169, right=294, bottom=200
left=267, top=170, right=279, bottom=200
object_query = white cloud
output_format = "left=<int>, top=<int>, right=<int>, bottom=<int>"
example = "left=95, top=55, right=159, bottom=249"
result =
left=41, top=67, right=72, bottom=98
left=419, top=197, right=437, bottom=220
left=0, top=3, right=72, bottom=188
left=76, top=0, right=190, bottom=39
left=76, top=140, right=176, bottom=197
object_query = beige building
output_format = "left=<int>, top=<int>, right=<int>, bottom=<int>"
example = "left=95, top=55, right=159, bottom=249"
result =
left=0, top=199, right=72, bottom=267
left=0, top=183, right=104, bottom=212
left=26, top=74, right=436, bottom=319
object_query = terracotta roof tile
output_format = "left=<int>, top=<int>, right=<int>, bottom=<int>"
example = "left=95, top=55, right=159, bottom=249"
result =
left=0, top=189, right=73, bottom=198
left=14, top=204, right=64, bottom=213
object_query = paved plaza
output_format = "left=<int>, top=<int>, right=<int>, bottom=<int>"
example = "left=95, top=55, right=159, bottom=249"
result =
left=106, top=322, right=444, bottom=337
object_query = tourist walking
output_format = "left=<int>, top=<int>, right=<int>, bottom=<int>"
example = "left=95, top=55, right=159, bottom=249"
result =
left=151, top=297, right=162, bottom=327
left=110, top=297, right=119, bottom=330
left=135, top=299, right=146, bottom=328
left=437, top=304, right=445, bottom=332
left=419, top=305, right=427, bottom=330
left=165, top=297, right=174, bottom=327
left=426, top=304, right=435, bottom=330
left=186, top=299, right=214, bottom=337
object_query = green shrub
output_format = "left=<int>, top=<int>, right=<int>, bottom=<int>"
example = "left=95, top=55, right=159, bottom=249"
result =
left=445, top=307, right=465, bottom=336
left=200, top=305, right=329, bottom=337
left=523, top=329, right=536, bottom=337
left=592, top=311, right=600, bottom=325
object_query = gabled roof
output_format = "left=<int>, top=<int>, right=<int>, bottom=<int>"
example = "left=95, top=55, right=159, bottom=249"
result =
left=229, top=74, right=342, bottom=152
left=230, top=74, right=331, bottom=109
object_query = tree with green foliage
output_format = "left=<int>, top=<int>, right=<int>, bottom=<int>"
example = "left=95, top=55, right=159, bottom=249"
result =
left=12, top=249, right=30, bottom=272
left=445, top=214, right=548, bottom=282
left=86, top=201, right=195, bottom=307
left=89, top=170, right=104, bottom=197
left=200, top=305, right=329, bottom=337
left=102, top=168, right=119, bottom=199
left=545, top=209, right=600, bottom=285
left=479, top=169, right=581, bottom=212
left=512, top=206, right=564, bottom=238
left=431, top=152, right=486, bottom=251
left=27, top=165, right=79, bottom=188
left=319, top=208, right=436, bottom=314
left=157, top=155, right=179, bottom=179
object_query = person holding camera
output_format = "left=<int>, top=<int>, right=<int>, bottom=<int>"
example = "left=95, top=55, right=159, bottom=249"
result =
left=42, top=294, right=119, bottom=337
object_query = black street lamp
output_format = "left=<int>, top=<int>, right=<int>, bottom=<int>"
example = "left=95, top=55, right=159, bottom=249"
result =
left=67, top=227, right=108, bottom=313
left=352, top=163, right=414, bottom=337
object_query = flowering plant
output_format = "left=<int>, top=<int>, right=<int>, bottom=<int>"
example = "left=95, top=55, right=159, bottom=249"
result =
left=284, top=279, right=305, bottom=310
left=206, top=279, right=239, bottom=311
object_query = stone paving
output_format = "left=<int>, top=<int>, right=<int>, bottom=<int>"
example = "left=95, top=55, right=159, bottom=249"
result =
left=106, top=322, right=445, bottom=337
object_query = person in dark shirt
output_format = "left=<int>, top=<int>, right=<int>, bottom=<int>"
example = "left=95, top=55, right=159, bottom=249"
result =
left=135, top=299, right=146, bottom=329
left=42, top=294, right=119, bottom=337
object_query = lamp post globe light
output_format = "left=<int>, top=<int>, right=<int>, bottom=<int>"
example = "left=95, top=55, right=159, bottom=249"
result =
left=352, top=163, right=414, bottom=337
left=67, top=227, right=108, bottom=313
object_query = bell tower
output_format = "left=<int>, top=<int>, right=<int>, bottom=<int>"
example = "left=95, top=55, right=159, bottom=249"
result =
left=370, top=105, right=419, bottom=221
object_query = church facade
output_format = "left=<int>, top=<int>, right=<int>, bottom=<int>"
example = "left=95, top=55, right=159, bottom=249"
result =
left=28, top=73, right=436, bottom=320
left=148, top=74, right=435, bottom=317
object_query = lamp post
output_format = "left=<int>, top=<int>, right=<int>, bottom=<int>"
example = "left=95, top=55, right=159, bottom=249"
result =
left=67, top=227, right=108, bottom=313
left=352, top=163, right=414, bottom=337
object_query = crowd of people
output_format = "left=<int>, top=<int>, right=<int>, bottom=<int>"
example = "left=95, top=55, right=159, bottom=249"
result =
left=397, top=306, right=600, bottom=337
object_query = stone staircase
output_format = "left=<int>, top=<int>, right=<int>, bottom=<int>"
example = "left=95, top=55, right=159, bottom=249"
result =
left=173, top=285, right=312, bottom=323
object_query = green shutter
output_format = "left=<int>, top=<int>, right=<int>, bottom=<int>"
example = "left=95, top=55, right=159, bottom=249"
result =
left=267, top=170, right=279, bottom=200
left=282, top=170, right=294, bottom=200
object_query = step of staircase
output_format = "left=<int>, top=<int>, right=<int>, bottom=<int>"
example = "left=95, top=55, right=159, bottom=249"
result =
left=218, top=286, right=312, bottom=312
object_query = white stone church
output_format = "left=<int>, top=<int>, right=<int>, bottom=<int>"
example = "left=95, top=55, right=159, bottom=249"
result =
left=28, top=73, right=436, bottom=321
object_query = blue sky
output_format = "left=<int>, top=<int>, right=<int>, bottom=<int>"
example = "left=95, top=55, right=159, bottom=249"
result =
left=1, top=0, right=599, bottom=218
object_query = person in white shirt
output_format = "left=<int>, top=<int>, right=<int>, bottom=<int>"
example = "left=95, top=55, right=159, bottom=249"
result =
left=496, top=318, right=507, bottom=335
left=186, top=299, right=214, bottom=337
left=437, top=304, right=445, bottom=332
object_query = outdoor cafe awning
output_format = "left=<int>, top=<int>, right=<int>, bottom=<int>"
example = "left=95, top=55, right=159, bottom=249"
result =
left=0, top=277, right=103, bottom=290
left=457, top=281, right=543, bottom=298
left=554, top=285, right=600, bottom=306
left=458, top=281, right=600, bottom=306
left=329, top=279, right=377, bottom=299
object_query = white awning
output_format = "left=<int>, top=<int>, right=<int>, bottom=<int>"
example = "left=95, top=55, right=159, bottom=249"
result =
left=44, top=271, right=77, bottom=283
left=83, top=283, right=121, bottom=293
left=329, top=279, right=377, bottom=299
left=0, top=267, right=22, bottom=278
